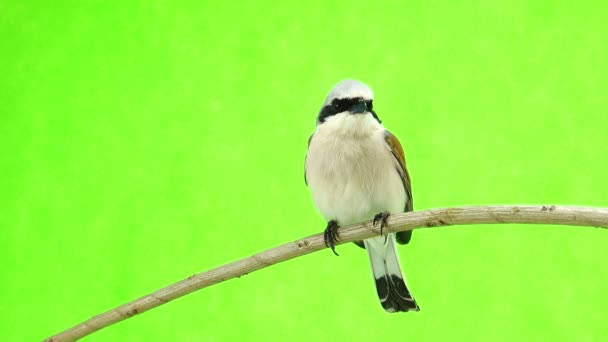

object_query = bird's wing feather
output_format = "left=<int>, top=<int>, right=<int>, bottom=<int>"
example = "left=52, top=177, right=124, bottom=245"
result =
left=385, top=130, right=414, bottom=244
left=304, top=134, right=313, bottom=185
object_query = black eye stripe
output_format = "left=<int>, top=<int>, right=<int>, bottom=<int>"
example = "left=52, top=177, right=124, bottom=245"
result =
left=317, top=97, right=380, bottom=123
left=332, top=98, right=361, bottom=113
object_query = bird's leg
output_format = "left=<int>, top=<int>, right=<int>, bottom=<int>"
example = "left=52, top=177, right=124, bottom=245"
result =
left=373, top=211, right=391, bottom=243
left=323, top=220, right=340, bottom=256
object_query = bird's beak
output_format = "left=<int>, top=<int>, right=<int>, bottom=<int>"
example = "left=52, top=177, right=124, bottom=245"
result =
left=350, top=100, right=367, bottom=114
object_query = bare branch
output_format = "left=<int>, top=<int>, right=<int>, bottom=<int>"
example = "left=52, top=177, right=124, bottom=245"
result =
left=44, top=205, right=608, bottom=341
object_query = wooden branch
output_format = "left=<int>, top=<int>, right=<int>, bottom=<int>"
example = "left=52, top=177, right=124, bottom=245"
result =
left=44, top=205, right=608, bottom=341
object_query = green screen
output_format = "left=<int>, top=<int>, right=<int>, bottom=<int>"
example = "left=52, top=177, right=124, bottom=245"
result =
left=2, top=1, right=608, bottom=341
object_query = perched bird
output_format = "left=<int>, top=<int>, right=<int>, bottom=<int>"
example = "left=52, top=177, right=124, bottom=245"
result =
left=304, top=80, right=419, bottom=312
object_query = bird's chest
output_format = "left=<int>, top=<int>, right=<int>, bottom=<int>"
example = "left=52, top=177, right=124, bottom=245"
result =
left=305, top=133, right=404, bottom=224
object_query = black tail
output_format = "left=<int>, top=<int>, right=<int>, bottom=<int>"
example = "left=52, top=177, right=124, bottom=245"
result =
left=365, top=234, right=420, bottom=312
left=375, top=274, right=419, bottom=312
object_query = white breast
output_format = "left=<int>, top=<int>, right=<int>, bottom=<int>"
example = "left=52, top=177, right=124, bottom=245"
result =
left=305, top=113, right=406, bottom=225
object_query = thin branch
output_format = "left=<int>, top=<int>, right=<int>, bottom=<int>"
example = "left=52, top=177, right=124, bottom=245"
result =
left=44, top=205, right=608, bottom=341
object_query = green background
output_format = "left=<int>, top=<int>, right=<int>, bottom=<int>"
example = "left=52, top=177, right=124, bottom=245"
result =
left=2, top=1, right=608, bottom=341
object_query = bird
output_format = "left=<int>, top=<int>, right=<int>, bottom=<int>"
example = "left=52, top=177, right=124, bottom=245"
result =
left=304, top=79, right=419, bottom=312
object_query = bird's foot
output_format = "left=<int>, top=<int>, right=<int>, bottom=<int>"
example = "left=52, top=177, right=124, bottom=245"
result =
left=323, top=220, right=340, bottom=256
left=373, top=211, right=391, bottom=243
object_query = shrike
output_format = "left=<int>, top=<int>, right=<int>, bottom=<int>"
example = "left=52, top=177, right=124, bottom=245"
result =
left=304, top=80, right=419, bottom=312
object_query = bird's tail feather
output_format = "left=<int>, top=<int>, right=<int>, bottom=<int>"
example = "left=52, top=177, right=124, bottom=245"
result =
left=364, top=233, right=419, bottom=312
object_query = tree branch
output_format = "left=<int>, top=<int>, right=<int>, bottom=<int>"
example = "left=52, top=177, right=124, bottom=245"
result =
left=44, top=205, right=608, bottom=341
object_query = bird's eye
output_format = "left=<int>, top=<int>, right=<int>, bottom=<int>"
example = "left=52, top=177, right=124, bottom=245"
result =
left=367, top=101, right=373, bottom=110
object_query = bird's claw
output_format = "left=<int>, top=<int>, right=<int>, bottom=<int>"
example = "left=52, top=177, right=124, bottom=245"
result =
left=323, top=220, right=340, bottom=256
left=373, top=211, right=390, bottom=244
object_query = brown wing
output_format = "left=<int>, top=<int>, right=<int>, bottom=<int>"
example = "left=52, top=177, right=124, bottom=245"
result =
left=385, top=130, right=414, bottom=245
left=304, top=134, right=313, bottom=185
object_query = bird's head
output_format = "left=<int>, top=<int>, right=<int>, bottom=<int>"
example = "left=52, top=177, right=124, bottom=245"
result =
left=317, top=80, right=381, bottom=127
